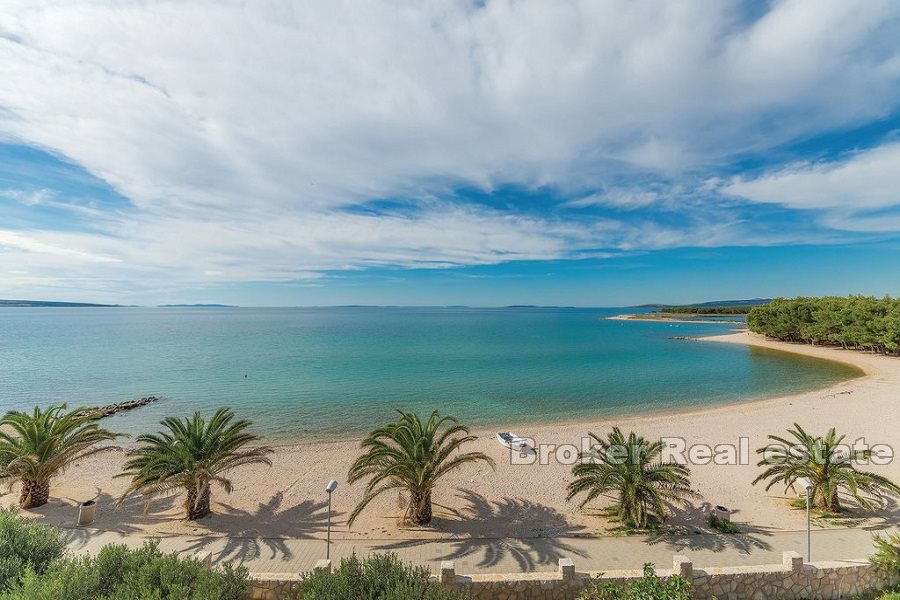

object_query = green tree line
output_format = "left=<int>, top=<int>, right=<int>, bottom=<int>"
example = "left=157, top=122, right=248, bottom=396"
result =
left=748, top=296, right=900, bottom=354
left=657, top=305, right=757, bottom=315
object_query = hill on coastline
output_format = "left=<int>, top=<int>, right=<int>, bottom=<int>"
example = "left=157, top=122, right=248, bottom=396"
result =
left=0, top=299, right=117, bottom=307
left=632, top=298, right=771, bottom=309
left=157, top=304, right=236, bottom=308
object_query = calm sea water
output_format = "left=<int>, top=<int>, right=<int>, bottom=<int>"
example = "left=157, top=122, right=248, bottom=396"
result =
left=0, top=307, right=860, bottom=441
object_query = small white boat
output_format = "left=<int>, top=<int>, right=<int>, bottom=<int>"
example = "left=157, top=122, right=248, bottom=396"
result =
left=496, top=431, right=530, bottom=451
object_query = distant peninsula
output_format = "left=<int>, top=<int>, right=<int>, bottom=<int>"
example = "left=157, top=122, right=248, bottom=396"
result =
left=157, top=304, right=236, bottom=308
left=631, top=298, right=771, bottom=309
left=0, top=299, right=117, bottom=307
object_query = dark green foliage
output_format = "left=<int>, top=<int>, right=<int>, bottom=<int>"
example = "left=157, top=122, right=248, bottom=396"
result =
left=0, top=540, right=249, bottom=600
left=0, top=507, right=66, bottom=590
left=579, top=563, right=692, bottom=600
left=296, top=553, right=469, bottom=599
left=872, top=532, right=900, bottom=577
left=707, top=512, right=741, bottom=534
left=748, top=296, right=900, bottom=354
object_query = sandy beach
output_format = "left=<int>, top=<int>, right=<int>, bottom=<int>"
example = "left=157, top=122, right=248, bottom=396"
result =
left=606, top=313, right=747, bottom=324
left=6, top=331, right=899, bottom=544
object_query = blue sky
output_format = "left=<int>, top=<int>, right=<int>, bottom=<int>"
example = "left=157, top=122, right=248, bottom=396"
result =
left=1, top=0, right=900, bottom=306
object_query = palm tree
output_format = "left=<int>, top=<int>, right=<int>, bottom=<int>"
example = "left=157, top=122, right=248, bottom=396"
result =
left=753, top=423, right=900, bottom=512
left=348, top=410, right=495, bottom=526
left=0, top=404, right=122, bottom=509
left=567, top=427, right=697, bottom=530
left=117, top=408, right=272, bottom=520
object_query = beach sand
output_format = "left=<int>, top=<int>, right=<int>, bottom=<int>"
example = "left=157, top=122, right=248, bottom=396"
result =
left=606, top=313, right=746, bottom=324
left=6, top=331, right=899, bottom=543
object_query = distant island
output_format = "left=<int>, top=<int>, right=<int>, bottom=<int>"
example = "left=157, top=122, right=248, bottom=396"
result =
left=157, top=304, right=236, bottom=308
left=0, top=300, right=238, bottom=308
left=0, top=299, right=117, bottom=307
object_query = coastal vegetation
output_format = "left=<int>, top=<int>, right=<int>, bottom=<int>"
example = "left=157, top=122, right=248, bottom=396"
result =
left=655, top=305, right=758, bottom=315
left=567, top=428, right=697, bottom=530
left=748, top=296, right=900, bottom=354
left=0, top=404, right=121, bottom=509
left=578, top=563, right=692, bottom=600
left=347, top=410, right=494, bottom=526
left=117, top=408, right=273, bottom=520
left=753, top=424, right=900, bottom=512
left=872, top=532, right=900, bottom=577
left=296, top=553, right=468, bottom=599
left=707, top=512, right=741, bottom=534
left=0, top=507, right=66, bottom=590
left=0, top=509, right=248, bottom=598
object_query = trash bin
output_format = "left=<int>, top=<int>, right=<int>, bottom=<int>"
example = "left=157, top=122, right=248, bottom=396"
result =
left=713, top=505, right=731, bottom=522
left=77, top=500, right=97, bottom=526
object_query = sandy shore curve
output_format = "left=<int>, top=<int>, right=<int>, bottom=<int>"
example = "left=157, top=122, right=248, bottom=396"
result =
left=6, top=331, right=898, bottom=543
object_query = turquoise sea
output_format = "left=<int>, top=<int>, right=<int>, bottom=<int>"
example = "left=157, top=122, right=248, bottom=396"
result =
left=0, top=307, right=860, bottom=441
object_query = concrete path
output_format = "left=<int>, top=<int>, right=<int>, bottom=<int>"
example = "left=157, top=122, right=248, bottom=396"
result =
left=63, top=526, right=892, bottom=575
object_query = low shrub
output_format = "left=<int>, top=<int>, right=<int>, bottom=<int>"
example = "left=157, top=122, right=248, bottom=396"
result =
left=579, top=563, right=692, bottom=600
left=297, top=553, right=469, bottom=599
left=872, top=532, right=900, bottom=577
left=707, top=512, right=741, bottom=534
left=1, top=540, right=249, bottom=600
left=0, top=507, right=66, bottom=590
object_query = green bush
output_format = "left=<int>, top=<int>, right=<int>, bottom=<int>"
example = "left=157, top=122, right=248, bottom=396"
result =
left=1, top=540, right=248, bottom=600
left=297, top=553, right=469, bottom=600
left=872, top=532, right=900, bottom=577
left=849, top=589, right=900, bottom=600
left=707, top=512, right=741, bottom=534
left=579, top=563, right=692, bottom=600
left=0, top=507, right=66, bottom=590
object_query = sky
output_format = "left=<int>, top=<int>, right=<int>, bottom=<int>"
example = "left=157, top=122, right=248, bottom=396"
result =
left=1, top=0, right=900, bottom=307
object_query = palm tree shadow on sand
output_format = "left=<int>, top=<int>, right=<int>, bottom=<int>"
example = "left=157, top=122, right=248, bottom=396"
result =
left=30, top=490, right=179, bottom=551
left=646, top=500, right=774, bottom=553
left=374, top=488, right=588, bottom=572
left=181, top=492, right=335, bottom=564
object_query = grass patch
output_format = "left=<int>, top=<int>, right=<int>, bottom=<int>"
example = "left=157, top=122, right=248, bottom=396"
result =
left=597, top=508, right=683, bottom=536
left=787, top=497, right=869, bottom=528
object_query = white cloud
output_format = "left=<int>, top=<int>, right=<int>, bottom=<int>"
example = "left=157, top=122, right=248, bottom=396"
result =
left=721, top=141, right=900, bottom=227
left=0, top=188, right=54, bottom=206
left=0, top=229, right=119, bottom=263
left=0, top=0, right=899, bottom=298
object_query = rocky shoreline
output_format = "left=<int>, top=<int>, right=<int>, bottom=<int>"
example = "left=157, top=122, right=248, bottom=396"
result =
left=76, top=396, right=161, bottom=419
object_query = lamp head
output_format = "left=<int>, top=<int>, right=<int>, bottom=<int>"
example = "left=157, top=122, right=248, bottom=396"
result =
left=326, top=480, right=338, bottom=494
left=795, top=477, right=813, bottom=491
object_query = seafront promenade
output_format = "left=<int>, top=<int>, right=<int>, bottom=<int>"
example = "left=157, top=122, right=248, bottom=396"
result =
left=63, top=526, right=887, bottom=575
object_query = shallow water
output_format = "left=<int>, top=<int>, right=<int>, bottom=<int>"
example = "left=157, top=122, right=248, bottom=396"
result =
left=0, top=307, right=860, bottom=440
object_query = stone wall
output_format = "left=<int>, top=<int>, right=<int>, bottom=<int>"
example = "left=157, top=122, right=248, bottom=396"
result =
left=244, top=573, right=302, bottom=600
left=688, top=552, right=893, bottom=600
left=242, top=552, right=896, bottom=600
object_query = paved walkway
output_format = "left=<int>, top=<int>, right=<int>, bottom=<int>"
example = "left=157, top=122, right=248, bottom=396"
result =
left=64, top=526, right=892, bottom=575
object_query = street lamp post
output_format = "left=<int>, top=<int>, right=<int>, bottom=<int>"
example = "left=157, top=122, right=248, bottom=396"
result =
left=796, top=476, right=813, bottom=562
left=325, top=480, right=338, bottom=560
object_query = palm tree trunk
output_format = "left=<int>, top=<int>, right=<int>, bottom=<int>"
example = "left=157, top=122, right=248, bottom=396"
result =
left=19, top=479, right=50, bottom=509
left=817, top=489, right=841, bottom=512
left=185, top=486, right=212, bottom=520
left=409, top=490, right=432, bottom=525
